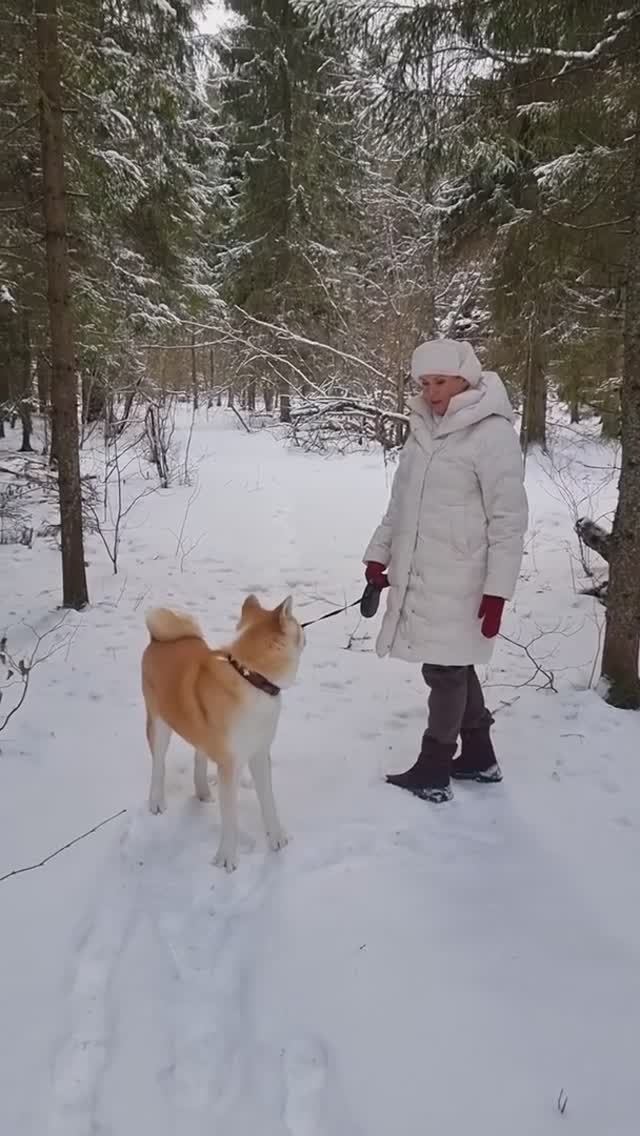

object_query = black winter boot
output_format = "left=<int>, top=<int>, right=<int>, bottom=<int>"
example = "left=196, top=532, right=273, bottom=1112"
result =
left=386, top=736, right=456, bottom=803
left=452, top=721, right=502, bottom=783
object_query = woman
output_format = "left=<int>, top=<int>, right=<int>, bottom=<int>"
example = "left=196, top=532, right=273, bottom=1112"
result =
left=364, top=338, right=528, bottom=803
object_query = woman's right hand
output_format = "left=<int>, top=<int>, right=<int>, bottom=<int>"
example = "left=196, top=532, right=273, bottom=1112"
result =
left=365, top=561, right=390, bottom=589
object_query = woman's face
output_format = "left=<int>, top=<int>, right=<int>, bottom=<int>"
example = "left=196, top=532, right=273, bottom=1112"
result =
left=419, top=373, right=469, bottom=416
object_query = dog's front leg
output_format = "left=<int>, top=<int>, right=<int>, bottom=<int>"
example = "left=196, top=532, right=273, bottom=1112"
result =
left=250, top=750, right=288, bottom=852
left=213, top=762, right=239, bottom=872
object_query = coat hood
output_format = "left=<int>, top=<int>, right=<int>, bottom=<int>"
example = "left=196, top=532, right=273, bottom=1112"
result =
left=409, top=371, right=516, bottom=438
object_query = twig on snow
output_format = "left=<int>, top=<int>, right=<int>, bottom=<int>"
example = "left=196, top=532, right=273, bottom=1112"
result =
left=490, top=695, right=522, bottom=715
left=0, top=809, right=127, bottom=885
left=495, top=628, right=558, bottom=692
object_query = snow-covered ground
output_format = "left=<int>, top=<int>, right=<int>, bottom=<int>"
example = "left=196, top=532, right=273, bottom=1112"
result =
left=1, top=409, right=639, bottom=1136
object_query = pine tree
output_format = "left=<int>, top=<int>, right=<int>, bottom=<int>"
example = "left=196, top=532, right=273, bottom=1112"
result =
left=214, top=0, right=357, bottom=418
left=1, top=0, right=225, bottom=437
left=36, top=0, right=89, bottom=608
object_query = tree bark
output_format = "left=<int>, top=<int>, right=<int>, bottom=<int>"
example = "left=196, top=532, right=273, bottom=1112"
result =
left=191, top=332, right=199, bottom=410
left=209, top=346, right=216, bottom=408
left=278, top=377, right=291, bottom=423
left=277, top=0, right=293, bottom=425
left=395, top=369, right=406, bottom=448
left=18, top=305, right=34, bottom=452
left=36, top=349, right=50, bottom=415
left=520, top=311, right=547, bottom=450
left=569, top=384, right=580, bottom=425
left=600, top=121, right=640, bottom=709
left=82, top=371, right=106, bottom=423
left=36, top=0, right=88, bottom=609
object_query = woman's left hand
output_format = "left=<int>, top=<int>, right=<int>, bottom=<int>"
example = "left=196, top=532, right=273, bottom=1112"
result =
left=478, top=595, right=505, bottom=638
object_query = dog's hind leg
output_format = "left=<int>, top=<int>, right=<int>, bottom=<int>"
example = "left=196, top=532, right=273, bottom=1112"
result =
left=250, top=750, right=288, bottom=853
left=147, top=714, right=172, bottom=815
left=213, top=760, right=240, bottom=872
left=193, top=749, right=212, bottom=802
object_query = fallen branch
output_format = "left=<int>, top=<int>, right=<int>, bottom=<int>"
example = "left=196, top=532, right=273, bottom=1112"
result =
left=291, top=398, right=409, bottom=429
left=290, top=399, right=409, bottom=452
left=0, top=809, right=127, bottom=885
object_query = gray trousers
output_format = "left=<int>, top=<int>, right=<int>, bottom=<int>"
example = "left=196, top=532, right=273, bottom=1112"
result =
left=421, top=664, right=492, bottom=746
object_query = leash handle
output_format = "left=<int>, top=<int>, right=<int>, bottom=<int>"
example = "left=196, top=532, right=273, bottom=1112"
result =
left=359, top=581, right=382, bottom=619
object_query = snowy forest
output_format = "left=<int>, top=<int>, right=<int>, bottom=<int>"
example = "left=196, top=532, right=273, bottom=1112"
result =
left=3, top=5, right=640, bottom=1133
left=1, top=1, right=639, bottom=701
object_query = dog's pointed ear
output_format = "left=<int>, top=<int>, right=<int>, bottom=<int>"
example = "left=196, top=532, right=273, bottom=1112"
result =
left=277, top=596, right=293, bottom=627
left=239, top=594, right=262, bottom=627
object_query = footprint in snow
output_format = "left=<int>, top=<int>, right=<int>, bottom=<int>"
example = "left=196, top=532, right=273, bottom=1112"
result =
left=391, top=706, right=424, bottom=723
left=282, top=1038, right=331, bottom=1136
left=281, top=1037, right=362, bottom=1136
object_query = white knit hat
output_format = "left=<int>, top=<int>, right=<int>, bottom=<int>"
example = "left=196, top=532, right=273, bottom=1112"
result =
left=410, top=339, right=483, bottom=387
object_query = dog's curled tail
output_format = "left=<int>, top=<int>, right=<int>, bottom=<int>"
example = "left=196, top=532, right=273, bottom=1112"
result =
left=145, top=607, right=204, bottom=643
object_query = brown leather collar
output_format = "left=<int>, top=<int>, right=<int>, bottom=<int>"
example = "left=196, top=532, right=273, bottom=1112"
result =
left=226, top=655, right=280, bottom=697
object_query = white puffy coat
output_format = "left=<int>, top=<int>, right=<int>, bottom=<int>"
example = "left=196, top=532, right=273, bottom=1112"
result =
left=364, top=372, right=528, bottom=665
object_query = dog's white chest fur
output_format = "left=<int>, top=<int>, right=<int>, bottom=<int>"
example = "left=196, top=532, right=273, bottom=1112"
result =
left=231, top=689, right=281, bottom=765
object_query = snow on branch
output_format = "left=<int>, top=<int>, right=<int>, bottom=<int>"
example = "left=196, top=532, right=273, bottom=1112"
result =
left=232, top=307, right=387, bottom=380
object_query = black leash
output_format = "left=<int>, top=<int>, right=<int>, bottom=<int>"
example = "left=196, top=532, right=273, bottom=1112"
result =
left=301, top=583, right=382, bottom=629
left=301, top=598, right=360, bottom=629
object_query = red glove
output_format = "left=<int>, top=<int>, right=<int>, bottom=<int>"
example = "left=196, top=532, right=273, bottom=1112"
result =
left=365, top=561, right=390, bottom=589
left=478, top=595, right=505, bottom=638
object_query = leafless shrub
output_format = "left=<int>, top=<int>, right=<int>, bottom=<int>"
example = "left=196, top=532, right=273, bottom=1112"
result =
left=145, top=395, right=178, bottom=488
left=0, top=616, right=78, bottom=737
left=0, top=483, right=33, bottom=547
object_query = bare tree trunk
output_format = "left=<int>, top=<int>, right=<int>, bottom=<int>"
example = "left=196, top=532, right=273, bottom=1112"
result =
left=191, top=332, right=199, bottom=410
left=520, top=311, right=547, bottom=450
left=569, top=383, right=580, bottom=424
left=601, top=121, right=640, bottom=709
left=278, top=377, right=291, bottom=423
left=114, top=374, right=142, bottom=437
left=209, top=347, right=215, bottom=408
left=277, top=0, right=293, bottom=425
left=36, top=348, right=50, bottom=414
left=36, top=0, right=88, bottom=609
left=0, top=348, right=7, bottom=438
left=82, top=370, right=106, bottom=424
left=395, top=369, right=406, bottom=448
left=18, top=305, right=34, bottom=452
